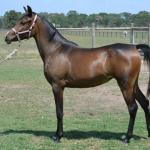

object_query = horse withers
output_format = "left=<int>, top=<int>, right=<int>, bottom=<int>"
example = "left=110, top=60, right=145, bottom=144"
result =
left=5, top=6, right=150, bottom=143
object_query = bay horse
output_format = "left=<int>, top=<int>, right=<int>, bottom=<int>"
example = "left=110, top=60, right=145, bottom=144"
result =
left=5, top=6, right=150, bottom=143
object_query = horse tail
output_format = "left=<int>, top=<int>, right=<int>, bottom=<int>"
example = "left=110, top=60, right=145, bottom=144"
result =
left=136, top=44, right=150, bottom=96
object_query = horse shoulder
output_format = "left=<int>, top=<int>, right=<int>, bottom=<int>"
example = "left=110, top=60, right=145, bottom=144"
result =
left=44, top=52, right=70, bottom=81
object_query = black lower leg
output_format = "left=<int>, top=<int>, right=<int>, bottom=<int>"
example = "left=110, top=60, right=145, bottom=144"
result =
left=145, top=112, right=150, bottom=137
left=135, top=87, right=150, bottom=137
left=52, top=85, right=64, bottom=142
left=53, top=115, right=63, bottom=142
left=124, top=102, right=138, bottom=143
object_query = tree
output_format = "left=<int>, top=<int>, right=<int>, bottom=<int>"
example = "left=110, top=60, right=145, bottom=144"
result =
left=133, top=11, right=150, bottom=26
left=3, top=10, right=22, bottom=29
left=50, top=13, right=67, bottom=27
left=120, top=12, right=132, bottom=26
left=78, top=13, right=88, bottom=27
left=98, top=13, right=109, bottom=27
left=1, top=9, right=150, bottom=28
left=0, top=17, right=3, bottom=28
left=39, top=12, right=50, bottom=21
left=108, top=14, right=124, bottom=27
left=67, top=10, right=79, bottom=27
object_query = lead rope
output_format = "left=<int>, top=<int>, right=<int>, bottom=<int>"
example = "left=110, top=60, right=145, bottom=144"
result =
left=0, top=49, right=18, bottom=64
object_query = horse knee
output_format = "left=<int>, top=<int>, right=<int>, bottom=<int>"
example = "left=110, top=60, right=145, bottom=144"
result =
left=141, top=99, right=150, bottom=113
left=128, top=102, right=138, bottom=116
left=135, top=87, right=150, bottom=112
left=56, top=111, right=63, bottom=119
left=146, top=100, right=150, bottom=113
left=144, top=99, right=149, bottom=107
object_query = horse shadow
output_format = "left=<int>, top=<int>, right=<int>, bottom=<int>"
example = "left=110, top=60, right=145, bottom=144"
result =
left=0, top=129, right=145, bottom=141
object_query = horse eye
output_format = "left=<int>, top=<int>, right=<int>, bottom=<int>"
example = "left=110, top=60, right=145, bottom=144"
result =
left=20, top=19, right=31, bottom=25
left=20, top=21, right=25, bottom=25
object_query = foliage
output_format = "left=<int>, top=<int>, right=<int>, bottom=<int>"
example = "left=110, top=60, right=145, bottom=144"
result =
left=132, top=11, right=150, bottom=26
left=3, top=10, right=22, bottom=29
left=0, top=17, right=3, bottom=28
left=1, top=10, right=150, bottom=28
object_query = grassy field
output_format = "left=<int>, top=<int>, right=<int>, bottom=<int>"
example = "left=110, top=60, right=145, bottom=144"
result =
left=0, top=30, right=150, bottom=149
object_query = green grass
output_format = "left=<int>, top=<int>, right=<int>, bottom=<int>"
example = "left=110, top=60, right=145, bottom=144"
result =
left=0, top=31, right=150, bottom=149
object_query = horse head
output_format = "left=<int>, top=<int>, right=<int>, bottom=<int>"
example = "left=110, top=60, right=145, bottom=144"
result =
left=5, top=6, right=37, bottom=44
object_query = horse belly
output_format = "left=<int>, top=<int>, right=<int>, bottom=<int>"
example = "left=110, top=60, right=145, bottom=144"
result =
left=65, top=75, right=112, bottom=88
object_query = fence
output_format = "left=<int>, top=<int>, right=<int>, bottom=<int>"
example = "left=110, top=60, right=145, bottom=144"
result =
left=1, top=24, right=150, bottom=48
left=58, top=23, right=150, bottom=48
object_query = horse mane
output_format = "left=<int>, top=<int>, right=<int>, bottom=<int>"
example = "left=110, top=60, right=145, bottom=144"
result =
left=40, top=16, right=78, bottom=47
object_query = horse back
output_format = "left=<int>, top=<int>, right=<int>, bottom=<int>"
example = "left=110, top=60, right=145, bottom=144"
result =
left=66, top=43, right=141, bottom=83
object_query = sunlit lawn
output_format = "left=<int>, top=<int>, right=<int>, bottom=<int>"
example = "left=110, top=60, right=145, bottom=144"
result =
left=0, top=30, right=150, bottom=149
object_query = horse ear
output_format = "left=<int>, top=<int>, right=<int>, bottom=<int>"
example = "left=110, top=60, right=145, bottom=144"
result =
left=23, top=6, right=27, bottom=13
left=27, top=5, right=32, bottom=17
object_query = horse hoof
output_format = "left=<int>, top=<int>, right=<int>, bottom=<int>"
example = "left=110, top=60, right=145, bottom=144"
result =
left=121, top=135, right=130, bottom=144
left=123, top=138, right=130, bottom=144
left=52, top=135, right=61, bottom=143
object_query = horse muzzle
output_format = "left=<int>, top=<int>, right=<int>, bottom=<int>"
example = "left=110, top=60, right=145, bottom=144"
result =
left=5, top=36, right=12, bottom=44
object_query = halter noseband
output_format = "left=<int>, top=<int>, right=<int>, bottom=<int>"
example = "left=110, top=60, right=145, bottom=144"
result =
left=10, top=14, right=37, bottom=42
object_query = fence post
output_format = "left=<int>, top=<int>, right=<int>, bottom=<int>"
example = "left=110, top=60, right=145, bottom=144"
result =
left=148, top=23, right=150, bottom=46
left=130, top=23, right=134, bottom=44
left=92, top=23, right=96, bottom=48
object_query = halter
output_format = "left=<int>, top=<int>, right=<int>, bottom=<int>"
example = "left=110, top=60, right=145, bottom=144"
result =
left=9, top=14, right=37, bottom=42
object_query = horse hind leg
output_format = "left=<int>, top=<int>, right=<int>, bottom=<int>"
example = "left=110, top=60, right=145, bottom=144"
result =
left=118, top=79, right=138, bottom=143
left=135, top=86, right=150, bottom=138
left=125, top=100, right=138, bottom=143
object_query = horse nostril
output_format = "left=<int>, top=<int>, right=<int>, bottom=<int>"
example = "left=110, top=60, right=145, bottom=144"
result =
left=5, top=36, right=8, bottom=41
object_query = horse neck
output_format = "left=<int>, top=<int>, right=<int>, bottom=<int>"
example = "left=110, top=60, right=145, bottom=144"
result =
left=33, top=18, right=66, bottom=62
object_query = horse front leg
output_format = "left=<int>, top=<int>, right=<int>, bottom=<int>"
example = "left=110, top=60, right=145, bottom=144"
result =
left=52, top=84, right=64, bottom=143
